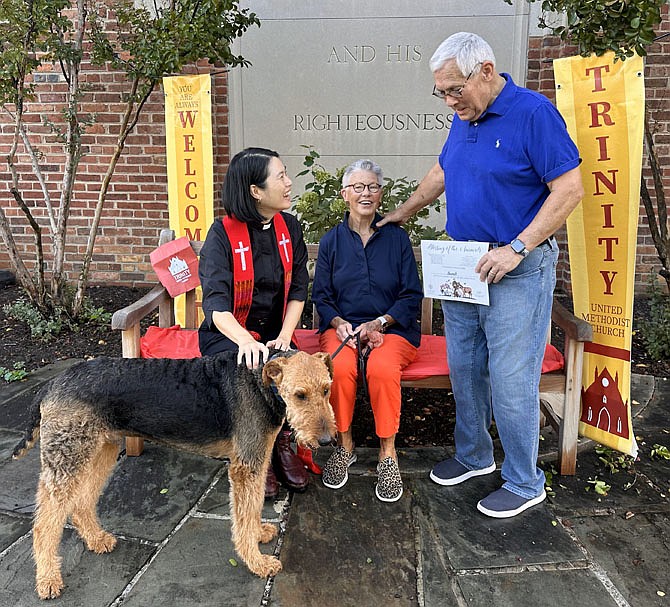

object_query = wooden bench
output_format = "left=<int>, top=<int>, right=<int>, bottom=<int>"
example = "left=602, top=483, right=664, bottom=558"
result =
left=111, top=229, right=593, bottom=474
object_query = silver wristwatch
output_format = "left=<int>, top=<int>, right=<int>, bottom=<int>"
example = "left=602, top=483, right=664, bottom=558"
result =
left=510, top=238, right=530, bottom=258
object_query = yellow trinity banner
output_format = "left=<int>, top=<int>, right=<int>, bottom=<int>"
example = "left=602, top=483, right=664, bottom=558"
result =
left=554, top=53, right=643, bottom=457
left=163, top=74, right=214, bottom=326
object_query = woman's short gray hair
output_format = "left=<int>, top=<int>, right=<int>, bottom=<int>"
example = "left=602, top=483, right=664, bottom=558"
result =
left=341, top=159, right=384, bottom=188
left=429, top=32, right=496, bottom=76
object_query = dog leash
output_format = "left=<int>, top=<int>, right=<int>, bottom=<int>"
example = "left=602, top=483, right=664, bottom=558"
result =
left=330, top=331, right=356, bottom=360
left=356, top=333, right=372, bottom=398
left=329, top=331, right=372, bottom=398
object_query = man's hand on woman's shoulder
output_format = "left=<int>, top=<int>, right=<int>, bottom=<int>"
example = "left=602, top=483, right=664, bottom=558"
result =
left=377, top=206, right=410, bottom=227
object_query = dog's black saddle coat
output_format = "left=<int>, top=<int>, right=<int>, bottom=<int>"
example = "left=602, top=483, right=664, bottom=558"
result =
left=34, top=351, right=289, bottom=445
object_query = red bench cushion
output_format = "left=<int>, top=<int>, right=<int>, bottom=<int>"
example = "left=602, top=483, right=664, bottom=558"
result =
left=141, top=325, right=201, bottom=359
left=292, top=329, right=564, bottom=380
left=140, top=326, right=565, bottom=378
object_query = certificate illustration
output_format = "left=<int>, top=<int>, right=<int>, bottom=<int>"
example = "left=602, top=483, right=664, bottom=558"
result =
left=420, top=240, right=489, bottom=305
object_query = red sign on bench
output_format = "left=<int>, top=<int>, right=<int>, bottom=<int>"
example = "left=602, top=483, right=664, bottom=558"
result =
left=150, top=237, right=200, bottom=298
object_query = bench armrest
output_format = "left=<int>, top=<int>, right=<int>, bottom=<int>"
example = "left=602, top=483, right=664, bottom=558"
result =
left=111, top=285, right=170, bottom=331
left=111, top=285, right=175, bottom=358
left=551, top=297, right=593, bottom=342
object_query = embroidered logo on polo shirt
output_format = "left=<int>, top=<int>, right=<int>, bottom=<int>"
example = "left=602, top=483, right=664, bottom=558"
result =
left=495, top=139, right=501, bottom=148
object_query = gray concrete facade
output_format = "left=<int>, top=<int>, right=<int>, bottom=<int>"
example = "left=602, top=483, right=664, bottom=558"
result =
left=229, top=1, right=532, bottom=204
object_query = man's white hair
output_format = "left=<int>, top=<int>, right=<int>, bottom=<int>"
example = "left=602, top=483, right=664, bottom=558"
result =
left=429, top=32, right=496, bottom=76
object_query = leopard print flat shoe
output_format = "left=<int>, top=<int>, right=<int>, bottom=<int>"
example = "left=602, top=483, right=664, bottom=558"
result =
left=322, top=446, right=357, bottom=489
left=375, top=457, right=403, bottom=502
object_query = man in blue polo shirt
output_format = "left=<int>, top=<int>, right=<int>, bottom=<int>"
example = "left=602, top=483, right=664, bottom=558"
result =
left=379, top=32, right=584, bottom=518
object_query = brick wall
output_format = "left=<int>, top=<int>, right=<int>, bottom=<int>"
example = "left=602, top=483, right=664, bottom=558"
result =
left=1, top=8, right=668, bottom=294
left=0, top=59, right=230, bottom=288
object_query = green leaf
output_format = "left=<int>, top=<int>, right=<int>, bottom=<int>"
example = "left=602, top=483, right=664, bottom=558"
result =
left=526, top=0, right=662, bottom=59
left=587, top=479, right=611, bottom=495
left=651, top=444, right=670, bottom=460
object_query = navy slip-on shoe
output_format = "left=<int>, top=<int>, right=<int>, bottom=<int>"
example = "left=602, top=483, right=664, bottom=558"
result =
left=429, top=458, right=496, bottom=486
left=477, top=488, right=547, bottom=518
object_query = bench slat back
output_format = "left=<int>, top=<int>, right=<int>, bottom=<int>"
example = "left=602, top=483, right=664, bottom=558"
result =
left=168, top=230, right=435, bottom=337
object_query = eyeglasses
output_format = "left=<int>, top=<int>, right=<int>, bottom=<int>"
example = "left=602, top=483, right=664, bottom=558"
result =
left=432, top=62, right=482, bottom=100
left=344, top=182, right=382, bottom=194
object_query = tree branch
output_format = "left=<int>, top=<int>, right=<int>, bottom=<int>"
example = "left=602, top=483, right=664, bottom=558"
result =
left=73, top=77, right=155, bottom=315
left=642, top=115, right=670, bottom=289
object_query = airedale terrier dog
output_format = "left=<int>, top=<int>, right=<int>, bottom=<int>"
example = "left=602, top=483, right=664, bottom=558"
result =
left=13, top=350, right=336, bottom=600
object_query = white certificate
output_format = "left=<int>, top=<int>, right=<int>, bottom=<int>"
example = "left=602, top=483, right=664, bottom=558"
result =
left=420, top=240, right=489, bottom=305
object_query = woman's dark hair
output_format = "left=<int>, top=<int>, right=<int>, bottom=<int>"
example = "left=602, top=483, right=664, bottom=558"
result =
left=222, top=147, right=279, bottom=223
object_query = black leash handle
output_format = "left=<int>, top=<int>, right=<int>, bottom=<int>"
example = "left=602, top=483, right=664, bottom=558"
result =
left=329, top=332, right=372, bottom=399
left=330, top=331, right=356, bottom=360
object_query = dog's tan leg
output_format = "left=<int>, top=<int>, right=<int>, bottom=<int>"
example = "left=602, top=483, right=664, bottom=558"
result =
left=229, top=458, right=281, bottom=578
left=70, top=441, right=119, bottom=554
left=33, top=479, right=69, bottom=600
left=258, top=448, right=278, bottom=544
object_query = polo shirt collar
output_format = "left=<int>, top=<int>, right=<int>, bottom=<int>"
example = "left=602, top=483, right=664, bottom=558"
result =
left=479, top=72, right=516, bottom=119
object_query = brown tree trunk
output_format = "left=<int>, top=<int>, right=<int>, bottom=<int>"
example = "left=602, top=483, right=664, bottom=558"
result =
left=50, top=0, right=87, bottom=312
left=641, top=115, right=670, bottom=292
left=3, top=95, right=46, bottom=307
left=72, top=79, right=154, bottom=317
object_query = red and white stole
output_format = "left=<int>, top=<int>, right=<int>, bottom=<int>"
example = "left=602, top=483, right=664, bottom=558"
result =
left=222, top=214, right=293, bottom=338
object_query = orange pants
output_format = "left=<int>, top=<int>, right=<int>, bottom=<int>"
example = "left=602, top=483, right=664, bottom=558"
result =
left=319, top=329, right=417, bottom=439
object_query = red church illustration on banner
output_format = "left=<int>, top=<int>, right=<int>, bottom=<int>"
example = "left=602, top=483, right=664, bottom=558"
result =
left=580, top=367, right=631, bottom=439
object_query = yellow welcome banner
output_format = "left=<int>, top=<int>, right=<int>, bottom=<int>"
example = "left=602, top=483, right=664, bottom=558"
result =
left=554, top=53, right=643, bottom=457
left=163, top=74, right=214, bottom=326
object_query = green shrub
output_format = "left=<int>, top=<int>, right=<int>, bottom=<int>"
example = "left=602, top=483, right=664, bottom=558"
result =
left=3, top=293, right=112, bottom=342
left=640, top=275, right=670, bottom=360
left=294, top=147, right=446, bottom=245
left=79, top=300, right=112, bottom=325
left=0, top=362, right=28, bottom=383
left=3, top=298, right=68, bottom=341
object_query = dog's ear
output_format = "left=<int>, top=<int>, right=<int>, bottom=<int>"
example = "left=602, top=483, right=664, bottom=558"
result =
left=313, top=352, right=334, bottom=379
left=262, top=357, right=287, bottom=387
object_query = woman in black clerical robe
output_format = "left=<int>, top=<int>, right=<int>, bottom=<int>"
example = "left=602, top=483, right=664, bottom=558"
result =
left=198, top=147, right=310, bottom=498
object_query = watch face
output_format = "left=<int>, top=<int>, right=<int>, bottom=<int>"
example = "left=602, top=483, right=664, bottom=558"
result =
left=511, top=239, right=525, bottom=254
